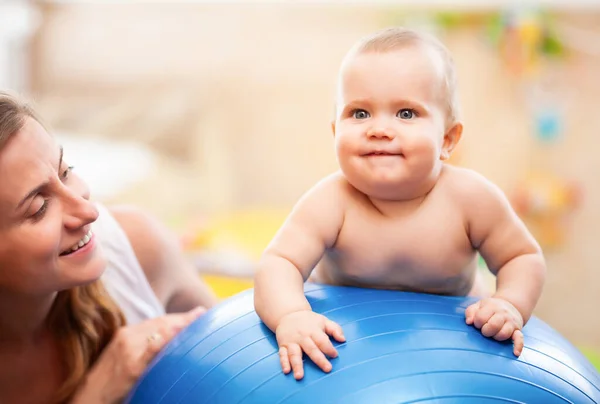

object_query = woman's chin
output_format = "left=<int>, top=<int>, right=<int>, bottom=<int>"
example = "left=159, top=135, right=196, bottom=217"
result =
left=59, top=253, right=108, bottom=289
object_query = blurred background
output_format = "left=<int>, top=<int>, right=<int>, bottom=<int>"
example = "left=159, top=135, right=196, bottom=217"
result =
left=2, top=0, right=599, bottom=364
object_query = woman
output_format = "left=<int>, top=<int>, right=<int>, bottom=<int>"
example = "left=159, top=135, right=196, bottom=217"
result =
left=0, top=91, right=218, bottom=404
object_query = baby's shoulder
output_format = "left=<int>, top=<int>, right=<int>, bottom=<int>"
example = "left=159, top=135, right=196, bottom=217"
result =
left=299, top=171, right=355, bottom=208
left=440, top=164, right=509, bottom=209
left=310, top=171, right=356, bottom=196
left=441, top=165, right=496, bottom=194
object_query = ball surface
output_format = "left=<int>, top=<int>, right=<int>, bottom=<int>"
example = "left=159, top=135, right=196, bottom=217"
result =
left=127, top=284, right=600, bottom=403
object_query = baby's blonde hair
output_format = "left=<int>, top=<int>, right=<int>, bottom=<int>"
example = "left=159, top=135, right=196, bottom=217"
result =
left=339, top=26, right=461, bottom=126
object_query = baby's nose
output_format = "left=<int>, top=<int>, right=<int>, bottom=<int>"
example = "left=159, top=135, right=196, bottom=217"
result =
left=367, top=126, right=395, bottom=140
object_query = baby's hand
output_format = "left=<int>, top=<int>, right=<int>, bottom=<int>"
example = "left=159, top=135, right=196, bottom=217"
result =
left=465, top=297, right=525, bottom=356
left=275, top=310, right=346, bottom=380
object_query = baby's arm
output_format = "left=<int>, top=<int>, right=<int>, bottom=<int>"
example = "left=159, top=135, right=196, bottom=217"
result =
left=254, top=173, right=347, bottom=378
left=460, top=170, right=546, bottom=354
left=254, top=173, right=346, bottom=329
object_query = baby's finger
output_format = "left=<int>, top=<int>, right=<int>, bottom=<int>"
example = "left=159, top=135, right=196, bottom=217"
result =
left=287, top=343, right=305, bottom=380
left=324, top=319, right=346, bottom=342
left=279, top=346, right=291, bottom=374
left=301, top=336, right=332, bottom=373
left=473, top=303, right=496, bottom=329
left=512, top=329, right=525, bottom=357
left=313, top=331, right=338, bottom=359
left=493, top=321, right=516, bottom=342
left=480, top=313, right=505, bottom=338
left=464, top=301, right=480, bottom=325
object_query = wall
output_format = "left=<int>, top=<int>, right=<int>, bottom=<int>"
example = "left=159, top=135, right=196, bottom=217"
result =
left=29, top=3, right=600, bottom=347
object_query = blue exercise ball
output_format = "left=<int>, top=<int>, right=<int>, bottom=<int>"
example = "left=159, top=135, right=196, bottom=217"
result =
left=126, top=284, right=600, bottom=403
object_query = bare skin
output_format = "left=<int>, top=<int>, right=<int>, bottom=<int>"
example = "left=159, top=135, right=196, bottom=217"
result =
left=0, top=118, right=217, bottom=404
left=254, top=43, right=546, bottom=380
left=310, top=167, right=487, bottom=297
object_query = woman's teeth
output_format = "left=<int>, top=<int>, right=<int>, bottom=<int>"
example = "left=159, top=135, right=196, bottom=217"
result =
left=62, top=230, right=93, bottom=255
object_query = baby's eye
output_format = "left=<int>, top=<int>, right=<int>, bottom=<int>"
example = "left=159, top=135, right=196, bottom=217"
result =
left=352, top=109, right=370, bottom=119
left=397, top=109, right=416, bottom=119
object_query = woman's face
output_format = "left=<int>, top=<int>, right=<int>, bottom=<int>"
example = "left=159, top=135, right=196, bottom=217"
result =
left=0, top=118, right=106, bottom=296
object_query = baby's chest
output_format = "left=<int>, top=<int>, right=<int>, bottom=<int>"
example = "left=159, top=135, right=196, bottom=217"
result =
left=334, top=210, right=472, bottom=273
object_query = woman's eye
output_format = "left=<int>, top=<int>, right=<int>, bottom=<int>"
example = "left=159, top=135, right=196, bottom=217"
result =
left=31, top=198, right=50, bottom=221
left=352, top=109, right=370, bottom=119
left=397, top=109, right=415, bottom=119
left=61, top=165, right=74, bottom=180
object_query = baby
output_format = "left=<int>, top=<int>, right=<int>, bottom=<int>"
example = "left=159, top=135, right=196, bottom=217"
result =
left=253, top=27, right=546, bottom=381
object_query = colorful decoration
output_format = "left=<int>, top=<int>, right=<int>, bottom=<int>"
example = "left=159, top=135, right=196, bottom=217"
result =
left=487, top=9, right=564, bottom=78
left=534, top=105, right=563, bottom=143
left=510, top=172, right=582, bottom=250
left=485, top=9, right=579, bottom=249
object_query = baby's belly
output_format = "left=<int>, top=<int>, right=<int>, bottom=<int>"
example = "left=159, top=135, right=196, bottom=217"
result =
left=310, top=250, right=478, bottom=297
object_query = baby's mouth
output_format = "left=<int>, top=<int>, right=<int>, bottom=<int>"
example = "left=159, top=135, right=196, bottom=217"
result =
left=363, top=151, right=403, bottom=157
left=60, top=230, right=93, bottom=256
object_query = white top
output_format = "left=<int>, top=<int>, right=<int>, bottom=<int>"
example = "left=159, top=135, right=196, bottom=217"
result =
left=93, top=203, right=165, bottom=325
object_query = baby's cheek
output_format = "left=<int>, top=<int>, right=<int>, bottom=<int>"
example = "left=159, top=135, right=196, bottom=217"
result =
left=336, top=137, right=357, bottom=156
left=406, top=139, right=437, bottom=163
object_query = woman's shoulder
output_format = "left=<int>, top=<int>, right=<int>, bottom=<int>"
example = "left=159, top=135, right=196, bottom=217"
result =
left=99, top=203, right=218, bottom=313
left=102, top=204, right=173, bottom=291
left=95, top=203, right=168, bottom=322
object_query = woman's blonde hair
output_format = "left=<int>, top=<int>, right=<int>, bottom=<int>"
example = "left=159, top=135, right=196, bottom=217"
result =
left=0, top=91, right=126, bottom=403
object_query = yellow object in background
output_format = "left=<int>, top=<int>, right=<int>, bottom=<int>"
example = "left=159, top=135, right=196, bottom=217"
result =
left=184, top=208, right=290, bottom=262
left=510, top=172, right=582, bottom=250
left=183, top=209, right=290, bottom=300
left=202, top=273, right=254, bottom=300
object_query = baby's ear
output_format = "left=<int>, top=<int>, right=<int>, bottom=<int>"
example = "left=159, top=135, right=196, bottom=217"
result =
left=440, top=122, right=463, bottom=160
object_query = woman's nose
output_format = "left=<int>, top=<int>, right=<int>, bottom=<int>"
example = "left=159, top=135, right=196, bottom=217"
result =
left=62, top=183, right=99, bottom=230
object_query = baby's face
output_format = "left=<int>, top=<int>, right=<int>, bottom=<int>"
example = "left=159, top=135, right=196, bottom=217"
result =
left=333, top=45, right=449, bottom=200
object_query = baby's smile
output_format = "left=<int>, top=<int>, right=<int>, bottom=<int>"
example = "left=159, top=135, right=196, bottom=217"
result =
left=362, top=148, right=405, bottom=165
left=363, top=151, right=403, bottom=157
